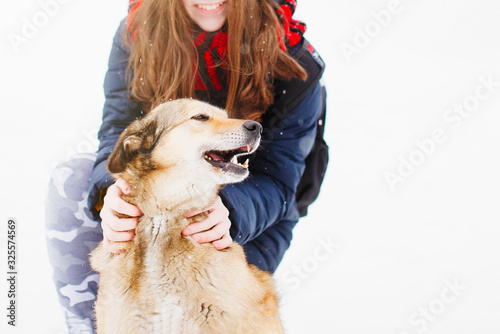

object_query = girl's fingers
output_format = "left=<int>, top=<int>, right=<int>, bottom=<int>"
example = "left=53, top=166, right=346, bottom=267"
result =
left=182, top=215, right=217, bottom=236
left=102, top=222, right=135, bottom=242
left=183, top=197, right=229, bottom=236
left=99, top=205, right=139, bottom=232
left=190, top=222, right=227, bottom=244
left=102, top=237, right=125, bottom=254
left=184, top=196, right=224, bottom=218
left=182, top=195, right=231, bottom=248
left=114, top=177, right=132, bottom=195
left=184, top=206, right=214, bottom=219
left=212, top=233, right=233, bottom=250
left=99, top=179, right=143, bottom=254
left=105, top=186, right=143, bottom=217
left=102, top=237, right=112, bottom=252
left=184, top=208, right=204, bottom=219
left=107, top=215, right=139, bottom=232
left=182, top=211, right=231, bottom=236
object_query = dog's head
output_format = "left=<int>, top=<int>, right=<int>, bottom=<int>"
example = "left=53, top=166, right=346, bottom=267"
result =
left=107, top=99, right=262, bottom=188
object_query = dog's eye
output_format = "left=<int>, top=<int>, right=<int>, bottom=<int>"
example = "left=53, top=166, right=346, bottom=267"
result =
left=192, top=114, right=209, bottom=121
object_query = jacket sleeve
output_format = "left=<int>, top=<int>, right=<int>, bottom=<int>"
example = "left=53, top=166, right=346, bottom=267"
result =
left=87, top=19, right=143, bottom=220
left=220, top=82, right=323, bottom=244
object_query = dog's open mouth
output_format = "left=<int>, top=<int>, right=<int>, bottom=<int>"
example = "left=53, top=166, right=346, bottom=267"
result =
left=204, top=145, right=253, bottom=170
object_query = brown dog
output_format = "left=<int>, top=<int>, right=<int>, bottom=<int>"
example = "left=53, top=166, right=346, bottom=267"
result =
left=90, top=99, right=283, bottom=333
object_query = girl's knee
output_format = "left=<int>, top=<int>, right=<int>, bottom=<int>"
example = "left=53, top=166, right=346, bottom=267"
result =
left=46, top=153, right=98, bottom=231
left=48, top=153, right=97, bottom=202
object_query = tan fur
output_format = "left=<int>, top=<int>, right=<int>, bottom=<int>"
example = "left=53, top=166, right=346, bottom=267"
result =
left=90, top=99, right=283, bottom=333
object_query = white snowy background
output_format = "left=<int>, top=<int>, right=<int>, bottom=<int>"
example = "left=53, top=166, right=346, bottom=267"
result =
left=1, top=0, right=500, bottom=333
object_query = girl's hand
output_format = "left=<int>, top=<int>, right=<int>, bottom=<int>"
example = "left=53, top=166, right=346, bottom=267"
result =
left=100, top=178, right=143, bottom=254
left=182, top=196, right=233, bottom=250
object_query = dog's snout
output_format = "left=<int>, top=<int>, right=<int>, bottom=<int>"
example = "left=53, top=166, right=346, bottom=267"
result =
left=243, top=121, right=263, bottom=134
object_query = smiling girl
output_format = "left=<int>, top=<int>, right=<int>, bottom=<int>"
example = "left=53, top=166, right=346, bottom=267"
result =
left=46, top=0, right=326, bottom=332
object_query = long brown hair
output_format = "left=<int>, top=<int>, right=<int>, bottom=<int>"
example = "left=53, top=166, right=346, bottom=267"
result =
left=125, top=0, right=307, bottom=120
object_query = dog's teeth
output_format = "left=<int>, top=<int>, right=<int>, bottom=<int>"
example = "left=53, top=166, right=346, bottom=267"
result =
left=243, top=159, right=249, bottom=167
left=205, top=154, right=212, bottom=160
left=246, top=145, right=251, bottom=152
left=230, top=156, right=238, bottom=164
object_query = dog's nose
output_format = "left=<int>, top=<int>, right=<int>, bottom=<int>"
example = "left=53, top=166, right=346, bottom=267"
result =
left=243, top=121, right=263, bottom=134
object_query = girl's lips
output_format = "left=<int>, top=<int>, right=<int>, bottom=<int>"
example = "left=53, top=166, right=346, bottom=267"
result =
left=194, top=1, right=226, bottom=14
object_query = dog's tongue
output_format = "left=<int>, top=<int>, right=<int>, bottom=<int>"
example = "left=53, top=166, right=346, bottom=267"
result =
left=207, top=152, right=224, bottom=162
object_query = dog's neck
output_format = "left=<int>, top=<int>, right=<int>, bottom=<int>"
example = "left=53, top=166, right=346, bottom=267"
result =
left=120, top=170, right=221, bottom=225
left=125, top=173, right=220, bottom=251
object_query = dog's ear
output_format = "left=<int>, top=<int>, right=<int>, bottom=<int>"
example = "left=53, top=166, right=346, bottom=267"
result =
left=107, top=118, right=160, bottom=174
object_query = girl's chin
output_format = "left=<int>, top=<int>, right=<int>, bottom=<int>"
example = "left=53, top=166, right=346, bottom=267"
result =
left=196, top=17, right=226, bottom=32
left=190, top=2, right=227, bottom=32
left=198, top=23, right=225, bottom=32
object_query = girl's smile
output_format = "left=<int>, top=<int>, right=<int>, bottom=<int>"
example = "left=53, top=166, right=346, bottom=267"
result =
left=184, top=1, right=228, bottom=32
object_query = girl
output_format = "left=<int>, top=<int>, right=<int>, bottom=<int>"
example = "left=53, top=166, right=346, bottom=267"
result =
left=46, top=0, right=325, bottom=332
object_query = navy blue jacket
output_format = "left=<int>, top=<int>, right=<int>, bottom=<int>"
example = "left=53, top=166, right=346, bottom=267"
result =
left=87, top=20, right=324, bottom=272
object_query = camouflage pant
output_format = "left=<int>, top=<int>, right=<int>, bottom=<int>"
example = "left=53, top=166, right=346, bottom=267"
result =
left=45, top=153, right=101, bottom=334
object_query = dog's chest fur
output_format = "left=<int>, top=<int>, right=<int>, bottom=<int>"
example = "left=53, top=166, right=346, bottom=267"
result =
left=91, top=213, right=264, bottom=334
left=138, top=216, right=187, bottom=332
